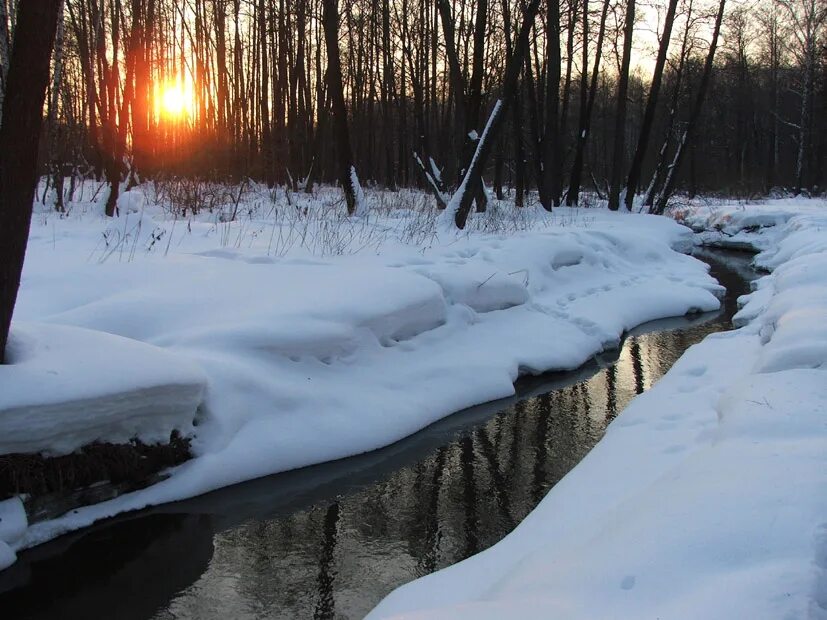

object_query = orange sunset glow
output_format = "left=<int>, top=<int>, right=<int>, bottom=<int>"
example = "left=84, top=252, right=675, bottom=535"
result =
left=158, top=79, right=193, bottom=120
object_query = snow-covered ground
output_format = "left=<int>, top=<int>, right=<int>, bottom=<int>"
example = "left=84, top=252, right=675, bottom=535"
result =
left=0, top=322, right=205, bottom=456
left=0, top=184, right=725, bottom=570
left=369, top=198, right=827, bottom=620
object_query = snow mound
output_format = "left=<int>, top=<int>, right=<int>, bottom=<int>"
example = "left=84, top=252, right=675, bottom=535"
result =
left=416, top=264, right=528, bottom=312
left=0, top=323, right=206, bottom=456
left=116, top=189, right=146, bottom=214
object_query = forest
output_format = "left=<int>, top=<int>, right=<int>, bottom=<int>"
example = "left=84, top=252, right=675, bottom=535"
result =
left=1, top=0, right=824, bottom=221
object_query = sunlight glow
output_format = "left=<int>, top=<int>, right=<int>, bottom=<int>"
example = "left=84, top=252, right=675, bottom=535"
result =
left=159, top=80, right=192, bottom=120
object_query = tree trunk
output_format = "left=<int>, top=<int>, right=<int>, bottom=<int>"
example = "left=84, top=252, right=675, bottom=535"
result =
left=322, top=0, right=361, bottom=214
left=607, top=0, right=636, bottom=211
left=623, top=0, right=678, bottom=210
left=653, top=0, right=726, bottom=214
left=542, top=0, right=562, bottom=209
left=566, top=0, right=609, bottom=205
left=448, top=0, right=542, bottom=229
left=0, top=0, right=62, bottom=363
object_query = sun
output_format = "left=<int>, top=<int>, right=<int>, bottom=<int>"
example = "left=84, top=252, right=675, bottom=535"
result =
left=161, top=84, right=187, bottom=118
left=155, top=77, right=194, bottom=121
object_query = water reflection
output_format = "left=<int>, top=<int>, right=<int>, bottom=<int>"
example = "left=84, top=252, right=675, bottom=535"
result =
left=0, top=250, right=755, bottom=620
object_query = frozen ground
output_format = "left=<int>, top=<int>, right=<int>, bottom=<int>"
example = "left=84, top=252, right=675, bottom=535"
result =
left=0, top=183, right=726, bottom=570
left=369, top=198, right=827, bottom=620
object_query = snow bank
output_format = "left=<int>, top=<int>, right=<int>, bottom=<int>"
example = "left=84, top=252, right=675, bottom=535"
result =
left=368, top=199, right=827, bottom=620
left=0, top=499, right=26, bottom=571
left=0, top=323, right=206, bottom=456
left=671, top=196, right=826, bottom=254
left=6, top=196, right=722, bottom=560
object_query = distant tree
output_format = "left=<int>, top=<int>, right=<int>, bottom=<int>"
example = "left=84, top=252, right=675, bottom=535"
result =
left=447, top=0, right=542, bottom=229
left=0, top=0, right=63, bottom=363
left=653, top=0, right=727, bottom=214
left=624, top=0, right=679, bottom=210
left=322, top=0, right=363, bottom=214
left=608, top=0, right=636, bottom=211
left=777, top=0, right=826, bottom=194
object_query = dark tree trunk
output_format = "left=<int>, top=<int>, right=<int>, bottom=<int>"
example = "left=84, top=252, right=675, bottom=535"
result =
left=607, top=0, right=635, bottom=210
left=644, top=0, right=692, bottom=207
left=566, top=0, right=609, bottom=205
left=542, top=0, right=562, bottom=209
left=0, top=0, right=62, bottom=363
left=451, top=0, right=542, bottom=228
left=623, top=0, right=678, bottom=210
left=322, top=0, right=360, bottom=214
left=653, top=0, right=726, bottom=214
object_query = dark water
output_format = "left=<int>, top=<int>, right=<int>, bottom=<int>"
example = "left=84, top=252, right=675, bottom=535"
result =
left=0, top=249, right=755, bottom=620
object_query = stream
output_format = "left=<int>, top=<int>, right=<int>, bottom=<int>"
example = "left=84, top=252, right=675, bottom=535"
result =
left=0, top=248, right=756, bottom=620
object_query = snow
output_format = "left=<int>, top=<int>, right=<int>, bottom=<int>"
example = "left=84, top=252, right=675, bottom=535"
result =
left=0, top=499, right=26, bottom=571
left=0, top=184, right=727, bottom=565
left=350, top=166, right=368, bottom=216
left=438, top=100, right=503, bottom=230
left=0, top=322, right=206, bottom=455
left=368, top=198, right=827, bottom=620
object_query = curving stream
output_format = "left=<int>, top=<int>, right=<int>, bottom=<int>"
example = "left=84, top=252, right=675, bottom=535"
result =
left=0, top=249, right=755, bottom=620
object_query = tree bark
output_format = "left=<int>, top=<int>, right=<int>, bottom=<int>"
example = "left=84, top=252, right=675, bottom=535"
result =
left=322, top=0, right=360, bottom=214
left=608, top=0, right=636, bottom=211
left=653, top=0, right=726, bottom=214
left=623, top=0, right=678, bottom=210
left=0, top=0, right=62, bottom=363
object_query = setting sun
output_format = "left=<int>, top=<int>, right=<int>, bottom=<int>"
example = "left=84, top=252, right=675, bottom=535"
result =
left=159, top=80, right=192, bottom=119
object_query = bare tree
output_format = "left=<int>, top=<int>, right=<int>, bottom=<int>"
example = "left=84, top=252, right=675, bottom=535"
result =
left=322, top=0, right=363, bottom=214
left=653, top=0, right=727, bottom=214
left=607, top=0, right=636, bottom=211
left=446, top=0, right=543, bottom=229
left=0, top=0, right=63, bottom=363
left=777, top=0, right=826, bottom=194
left=624, top=0, right=679, bottom=210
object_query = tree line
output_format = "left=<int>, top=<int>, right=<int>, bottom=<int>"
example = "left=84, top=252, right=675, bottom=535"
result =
left=0, top=0, right=822, bottom=218
left=0, top=0, right=825, bottom=360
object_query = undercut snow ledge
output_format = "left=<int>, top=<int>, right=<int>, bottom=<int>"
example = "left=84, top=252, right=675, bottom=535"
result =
left=0, top=323, right=206, bottom=456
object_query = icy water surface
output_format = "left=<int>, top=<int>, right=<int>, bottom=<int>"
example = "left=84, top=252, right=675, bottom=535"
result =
left=0, top=249, right=755, bottom=620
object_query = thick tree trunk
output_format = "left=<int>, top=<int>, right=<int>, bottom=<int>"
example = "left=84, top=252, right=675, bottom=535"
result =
left=322, top=0, right=361, bottom=214
left=0, top=0, right=62, bottom=363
